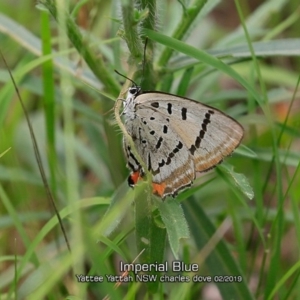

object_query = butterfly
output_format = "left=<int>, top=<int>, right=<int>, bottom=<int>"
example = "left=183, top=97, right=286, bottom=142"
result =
left=121, top=84, right=244, bottom=199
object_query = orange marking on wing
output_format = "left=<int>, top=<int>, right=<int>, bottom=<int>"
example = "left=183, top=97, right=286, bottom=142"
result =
left=130, top=171, right=142, bottom=185
left=152, top=182, right=166, bottom=197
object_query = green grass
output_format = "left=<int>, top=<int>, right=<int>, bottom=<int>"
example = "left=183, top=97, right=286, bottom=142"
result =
left=0, top=0, right=300, bottom=299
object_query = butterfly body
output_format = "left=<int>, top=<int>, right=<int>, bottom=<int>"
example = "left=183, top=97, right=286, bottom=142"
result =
left=123, top=86, right=244, bottom=199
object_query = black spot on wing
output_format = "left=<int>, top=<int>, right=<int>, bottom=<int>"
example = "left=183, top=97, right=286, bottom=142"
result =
left=153, top=168, right=160, bottom=176
left=158, top=159, right=165, bottom=167
left=163, top=125, right=168, bottom=134
left=156, top=137, right=163, bottom=149
left=152, top=140, right=186, bottom=176
left=126, top=146, right=141, bottom=171
left=167, top=103, right=172, bottom=114
left=189, top=109, right=213, bottom=155
left=166, top=156, right=171, bottom=165
left=151, top=102, right=159, bottom=108
left=128, top=175, right=135, bottom=187
left=200, top=130, right=205, bottom=139
left=159, top=141, right=183, bottom=169
left=181, top=107, right=187, bottom=120
left=189, top=144, right=196, bottom=155
left=129, top=151, right=140, bottom=167
left=127, top=161, right=135, bottom=171
left=147, top=153, right=152, bottom=171
left=150, top=130, right=155, bottom=135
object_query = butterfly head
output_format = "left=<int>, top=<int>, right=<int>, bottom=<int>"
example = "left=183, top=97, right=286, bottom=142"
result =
left=128, top=86, right=141, bottom=97
left=123, top=85, right=142, bottom=119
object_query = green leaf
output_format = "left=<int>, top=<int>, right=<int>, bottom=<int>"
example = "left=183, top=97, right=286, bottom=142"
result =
left=134, top=183, right=166, bottom=293
left=209, top=39, right=300, bottom=58
left=158, top=199, right=190, bottom=259
left=254, top=147, right=300, bottom=167
left=0, top=13, right=102, bottom=91
left=235, top=144, right=257, bottom=158
left=144, top=29, right=263, bottom=107
left=0, top=147, right=11, bottom=158
left=218, top=163, right=254, bottom=200
left=183, top=199, right=254, bottom=300
left=176, top=66, right=194, bottom=96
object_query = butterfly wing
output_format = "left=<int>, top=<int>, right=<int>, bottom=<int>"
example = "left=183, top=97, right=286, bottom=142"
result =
left=125, top=92, right=244, bottom=198
left=124, top=107, right=195, bottom=198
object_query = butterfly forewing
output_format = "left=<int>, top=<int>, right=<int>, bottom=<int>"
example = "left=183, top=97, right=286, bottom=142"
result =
left=123, top=89, right=244, bottom=199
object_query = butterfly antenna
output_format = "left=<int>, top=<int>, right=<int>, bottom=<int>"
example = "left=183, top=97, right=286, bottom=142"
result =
left=114, top=70, right=138, bottom=87
left=143, top=38, right=148, bottom=77
left=140, top=38, right=148, bottom=86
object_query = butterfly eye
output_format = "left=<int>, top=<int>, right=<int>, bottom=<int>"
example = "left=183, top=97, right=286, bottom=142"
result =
left=129, top=86, right=140, bottom=96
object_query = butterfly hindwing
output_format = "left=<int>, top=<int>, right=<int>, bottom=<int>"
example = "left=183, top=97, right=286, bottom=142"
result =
left=124, top=107, right=195, bottom=198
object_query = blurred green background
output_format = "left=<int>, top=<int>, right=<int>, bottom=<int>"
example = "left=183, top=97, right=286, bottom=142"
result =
left=0, top=0, right=300, bottom=299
